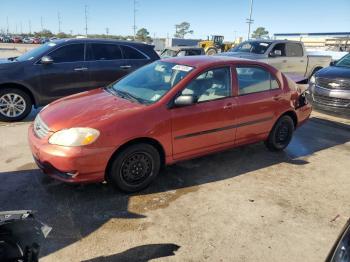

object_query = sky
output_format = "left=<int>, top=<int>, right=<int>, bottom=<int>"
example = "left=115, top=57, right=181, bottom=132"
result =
left=1, top=0, right=350, bottom=41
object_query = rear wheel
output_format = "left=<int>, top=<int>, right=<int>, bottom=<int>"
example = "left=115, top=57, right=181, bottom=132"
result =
left=107, top=143, right=161, bottom=193
left=206, top=48, right=217, bottom=56
left=0, top=88, right=32, bottom=122
left=265, top=115, right=294, bottom=151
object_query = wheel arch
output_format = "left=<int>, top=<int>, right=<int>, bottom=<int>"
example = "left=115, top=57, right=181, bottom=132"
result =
left=0, top=82, right=37, bottom=106
left=278, top=110, right=298, bottom=129
left=105, top=137, right=166, bottom=177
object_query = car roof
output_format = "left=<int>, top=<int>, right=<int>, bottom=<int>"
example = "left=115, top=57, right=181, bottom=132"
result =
left=51, top=38, right=153, bottom=47
left=162, top=55, right=261, bottom=68
left=165, top=46, right=203, bottom=51
left=243, top=39, right=302, bottom=44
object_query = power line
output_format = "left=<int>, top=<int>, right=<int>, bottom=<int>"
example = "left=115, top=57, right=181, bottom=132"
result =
left=41, top=16, right=44, bottom=31
left=84, top=5, right=88, bottom=36
left=246, top=0, right=254, bottom=40
left=6, top=16, right=9, bottom=35
left=28, top=20, right=32, bottom=34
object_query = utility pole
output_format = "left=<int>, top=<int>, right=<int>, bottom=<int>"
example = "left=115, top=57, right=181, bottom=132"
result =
left=40, top=16, right=44, bottom=31
left=84, top=5, right=88, bottom=36
left=20, top=22, right=23, bottom=34
left=105, top=27, right=109, bottom=36
left=133, top=0, right=137, bottom=40
left=246, top=0, right=254, bottom=40
left=6, top=16, right=9, bottom=35
left=57, top=12, right=62, bottom=33
left=28, top=20, right=32, bottom=35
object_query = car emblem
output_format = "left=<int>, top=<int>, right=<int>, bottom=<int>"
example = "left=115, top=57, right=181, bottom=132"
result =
left=328, top=82, right=340, bottom=88
left=35, top=123, right=41, bottom=131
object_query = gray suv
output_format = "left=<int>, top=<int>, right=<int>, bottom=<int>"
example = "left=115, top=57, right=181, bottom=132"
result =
left=0, top=38, right=159, bottom=121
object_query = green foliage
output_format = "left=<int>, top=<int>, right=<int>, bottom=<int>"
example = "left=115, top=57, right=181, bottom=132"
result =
left=251, top=27, right=269, bottom=39
left=136, top=28, right=152, bottom=43
left=174, top=22, right=193, bottom=38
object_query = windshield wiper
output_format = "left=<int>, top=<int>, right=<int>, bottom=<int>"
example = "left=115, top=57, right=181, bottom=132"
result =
left=115, top=90, right=146, bottom=104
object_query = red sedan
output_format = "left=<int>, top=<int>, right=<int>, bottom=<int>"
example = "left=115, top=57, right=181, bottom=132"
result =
left=28, top=56, right=312, bottom=192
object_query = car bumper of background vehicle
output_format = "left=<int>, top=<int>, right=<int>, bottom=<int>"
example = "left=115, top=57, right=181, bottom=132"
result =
left=28, top=124, right=113, bottom=183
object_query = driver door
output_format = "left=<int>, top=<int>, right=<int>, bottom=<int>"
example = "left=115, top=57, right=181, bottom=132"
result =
left=170, top=67, right=237, bottom=159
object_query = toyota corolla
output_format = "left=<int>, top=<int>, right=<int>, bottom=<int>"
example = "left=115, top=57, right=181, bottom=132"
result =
left=28, top=56, right=311, bottom=192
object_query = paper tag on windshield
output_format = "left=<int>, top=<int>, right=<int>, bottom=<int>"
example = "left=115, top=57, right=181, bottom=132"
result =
left=172, top=65, right=193, bottom=72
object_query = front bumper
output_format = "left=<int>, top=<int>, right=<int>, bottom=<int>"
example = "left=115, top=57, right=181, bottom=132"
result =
left=28, top=124, right=114, bottom=183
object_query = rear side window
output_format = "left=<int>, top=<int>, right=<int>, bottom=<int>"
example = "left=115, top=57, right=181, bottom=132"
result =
left=286, top=43, right=303, bottom=57
left=49, top=44, right=85, bottom=63
left=121, top=45, right=147, bottom=59
left=87, top=43, right=122, bottom=60
left=236, top=66, right=279, bottom=95
left=186, top=49, right=202, bottom=56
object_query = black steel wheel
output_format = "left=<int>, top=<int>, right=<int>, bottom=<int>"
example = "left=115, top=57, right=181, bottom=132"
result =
left=108, top=143, right=161, bottom=192
left=265, top=115, right=294, bottom=151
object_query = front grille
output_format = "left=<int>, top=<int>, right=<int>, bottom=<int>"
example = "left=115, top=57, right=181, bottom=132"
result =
left=33, top=114, right=50, bottom=138
left=312, top=93, right=350, bottom=108
left=316, top=77, right=350, bottom=90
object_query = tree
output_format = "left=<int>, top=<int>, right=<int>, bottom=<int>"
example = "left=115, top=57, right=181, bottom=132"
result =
left=174, top=22, right=193, bottom=38
left=56, top=32, right=69, bottom=38
left=136, top=28, right=151, bottom=43
left=37, top=29, right=53, bottom=38
left=251, top=27, right=269, bottom=39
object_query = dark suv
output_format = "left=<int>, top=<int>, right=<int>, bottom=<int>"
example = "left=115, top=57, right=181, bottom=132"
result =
left=0, top=38, right=159, bottom=121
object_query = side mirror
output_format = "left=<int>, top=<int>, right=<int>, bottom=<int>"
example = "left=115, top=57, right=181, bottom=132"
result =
left=174, top=95, right=196, bottom=107
left=330, top=61, right=336, bottom=66
left=40, top=56, right=53, bottom=65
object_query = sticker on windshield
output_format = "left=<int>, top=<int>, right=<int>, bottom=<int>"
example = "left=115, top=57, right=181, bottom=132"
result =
left=172, top=65, right=193, bottom=72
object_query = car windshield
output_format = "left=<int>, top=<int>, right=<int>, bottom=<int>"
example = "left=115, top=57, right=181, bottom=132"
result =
left=231, top=41, right=272, bottom=54
left=16, top=42, right=57, bottom=61
left=109, top=61, right=194, bottom=104
left=335, top=54, right=350, bottom=68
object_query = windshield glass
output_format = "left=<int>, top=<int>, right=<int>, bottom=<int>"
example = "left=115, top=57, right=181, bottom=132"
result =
left=335, top=54, right=350, bottom=68
left=160, top=49, right=178, bottom=58
left=109, top=61, right=194, bottom=104
left=16, top=42, right=57, bottom=61
left=230, top=41, right=272, bottom=54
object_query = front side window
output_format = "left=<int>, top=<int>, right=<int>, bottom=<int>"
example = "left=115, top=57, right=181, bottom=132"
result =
left=109, top=61, right=193, bottom=104
left=286, top=43, right=303, bottom=57
left=181, top=67, right=231, bottom=102
left=121, top=45, right=147, bottom=59
left=48, top=44, right=85, bottom=63
left=87, top=43, right=122, bottom=61
left=271, top=43, right=286, bottom=56
left=236, top=66, right=279, bottom=95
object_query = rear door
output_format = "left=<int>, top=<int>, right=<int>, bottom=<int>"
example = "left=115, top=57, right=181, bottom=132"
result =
left=86, top=43, right=127, bottom=88
left=285, top=42, right=306, bottom=76
left=233, top=65, right=283, bottom=145
left=38, top=43, right=90, bottom=101
left=120, top=45, right=151, bottom=74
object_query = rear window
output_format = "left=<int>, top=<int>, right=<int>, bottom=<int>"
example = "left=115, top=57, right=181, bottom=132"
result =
left=121, top=45, right=147, bottom=59
left=87, top=43, right=122, bottom=60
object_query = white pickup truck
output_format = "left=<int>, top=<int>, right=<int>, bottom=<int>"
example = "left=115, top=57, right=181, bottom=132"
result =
left=220, top=40, right=332, bottom=79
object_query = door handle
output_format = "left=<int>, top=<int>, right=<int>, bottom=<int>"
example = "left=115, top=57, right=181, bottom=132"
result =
left=120, top=65, right=132, bottom=69
left=74, top=67, right=88, bottom=71
left=223, top=103, right=234, bottom=109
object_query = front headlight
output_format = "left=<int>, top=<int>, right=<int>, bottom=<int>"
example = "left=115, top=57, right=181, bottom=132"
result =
left=309, top=75, right=316, bottom=85
left=49, top=128, right=100, bottom=147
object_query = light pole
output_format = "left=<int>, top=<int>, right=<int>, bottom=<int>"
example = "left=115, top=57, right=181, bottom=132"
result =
left=246, top=0, right=254, bottom=40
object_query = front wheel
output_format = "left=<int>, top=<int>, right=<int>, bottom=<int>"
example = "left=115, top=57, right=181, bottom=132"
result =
left=265, top=115, right=294, bottom=151
left=107, top=143, right=161, bottom=193
left=0, top=88, right=32, bottom=122
left=206, top=48, right=217, bottom=56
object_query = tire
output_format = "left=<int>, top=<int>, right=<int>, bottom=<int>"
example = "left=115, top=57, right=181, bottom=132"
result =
left=265, top=115, right=294, bottom=151
left=107, top=143, right=161, bottom=193
left=206, top=48, right=217, bottom=56
left=0, top=88, right=32, bottom=122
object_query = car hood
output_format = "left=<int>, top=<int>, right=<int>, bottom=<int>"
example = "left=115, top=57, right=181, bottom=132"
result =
left=218, top=52, right=265, bottom=59
left=316, top=66, right=350, bottom=80
left=40, top=88, right=145, bottom=131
